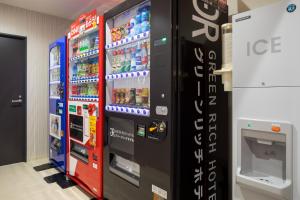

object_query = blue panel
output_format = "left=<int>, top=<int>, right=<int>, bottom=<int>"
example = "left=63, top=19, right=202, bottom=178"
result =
left=49, top=36, right=67, bottom=173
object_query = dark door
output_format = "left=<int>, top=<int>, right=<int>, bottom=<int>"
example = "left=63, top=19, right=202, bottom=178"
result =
left=0, top=34, right=26, bottom=166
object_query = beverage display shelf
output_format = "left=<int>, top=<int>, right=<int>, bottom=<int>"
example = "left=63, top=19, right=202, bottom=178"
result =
left=70, top=48, right=99, bottom=62
left=69, top=96, right=99, bottom=102
left=105, top=31, right=150, bottom=50
left=50, top=81, right=60, bottom=85
left=70, top=76, right=99, bottom=84
left=50, top=65, right=60, bottom=70
left=105, top=70, right=149, bottom=80
left=105, top=105, right=150, bottom=117
left=50, top=96, right=60, bottom=100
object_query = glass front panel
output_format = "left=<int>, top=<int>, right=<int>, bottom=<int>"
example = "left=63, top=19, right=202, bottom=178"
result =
left=50, top=84, right=60, bottom=98
left=50, top=68, right=60, bottom=82
left=50, top=46, right=60, bottom=67
left=69, top=30, right=99, bottom=100
left=105, top=1, right=151, bottom=116
left=50, top=45, right=61, bottom=98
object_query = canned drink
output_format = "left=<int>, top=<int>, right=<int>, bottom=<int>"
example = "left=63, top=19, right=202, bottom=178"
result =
left=120, top=88, right=126, bottom=104
left=72, top=85, right=78, bottom=96
left=124, top=88, right=130, bottom=105
left=112, top=89, right=117, bottom=104
left=115, top=89, right=120, bottom=104
left=129, top=88, right=136, bottom=105
left=136, top=89, right=143, bottom=106
left=141, top=88, right=149, bottom=106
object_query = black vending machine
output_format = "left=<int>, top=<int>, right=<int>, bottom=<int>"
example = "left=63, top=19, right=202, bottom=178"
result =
left=104, top=0, right=229, bottom=199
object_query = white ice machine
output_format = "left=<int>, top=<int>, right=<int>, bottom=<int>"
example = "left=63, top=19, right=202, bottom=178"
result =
left=233, top=0, right=300, bottom=199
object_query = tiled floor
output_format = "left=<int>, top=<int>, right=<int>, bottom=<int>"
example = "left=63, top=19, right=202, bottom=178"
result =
left=0, top=159, right=93, bottom=200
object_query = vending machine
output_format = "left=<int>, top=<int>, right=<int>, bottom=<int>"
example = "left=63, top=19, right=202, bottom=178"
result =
left=49, top=36, right=67, bottom=173
left=66, top=10, right=104, bottom=199
left=232, top=0, right=299, bottom=199
left=104, top=0, right=229, bottom=200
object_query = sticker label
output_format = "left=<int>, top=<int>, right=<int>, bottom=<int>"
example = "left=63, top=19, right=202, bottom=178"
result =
left=152, top=185, right=167, bottom=199
left=89, top=116, right=97, bottom=147
left=69, top=105, right=76, bottom=113
left=93, top=163, right=98, bottom=169
left=155, top=106, right=168, bottom=116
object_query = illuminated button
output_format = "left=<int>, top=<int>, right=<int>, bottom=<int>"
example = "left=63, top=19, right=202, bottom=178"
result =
left=137, top=125, right=146, bottom=137
left=271, top=125, right=281, bottom=133
left=149, top=127, right=157, bottom=133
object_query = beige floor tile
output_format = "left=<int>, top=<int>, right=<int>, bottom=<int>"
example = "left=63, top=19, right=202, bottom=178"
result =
left=0, top=161, right=92, bottom=200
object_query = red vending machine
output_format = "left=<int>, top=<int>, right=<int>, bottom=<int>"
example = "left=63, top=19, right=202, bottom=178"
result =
left=66, top=10, right=104, bottom=199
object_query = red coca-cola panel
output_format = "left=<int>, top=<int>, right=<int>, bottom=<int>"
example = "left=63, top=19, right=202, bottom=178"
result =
left=67, top=12, right=104, bottom=200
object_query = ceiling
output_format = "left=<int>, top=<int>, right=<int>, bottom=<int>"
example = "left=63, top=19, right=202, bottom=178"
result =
left=0, top=0, right=124, bottom=20
left=0, top=0, right=280, bottom=20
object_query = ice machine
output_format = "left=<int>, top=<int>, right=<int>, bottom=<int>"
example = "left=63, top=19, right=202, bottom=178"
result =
left=232, top=0, right=300, bottom=199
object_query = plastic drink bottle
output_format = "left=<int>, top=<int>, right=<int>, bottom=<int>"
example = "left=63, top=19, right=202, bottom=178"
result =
left=79, top=40, right=82, bottom=52
left=85, top=38, right=89, bottom=51
left=135, top=43, right=142, bottom=71
left=95, top=36, right=99, bottom=49
left=135, top=9, right=142, bottom=35
left=125, top=47, right=131, bottom=72
left=141, top=6, right=150, bottom=33
left=141, top=42, right=148, bottom=70
left=130, top=18, right=136, bottom=37
left=131, top=46, right=137, bottom=71
left=116, top=49, right=122, bottom=73
left=72, top=64, right=78, bottom=79
left=147, top=41, right=151, bottom=69
left=112, top=50, right=117, bottom=74
left=119, top=49, right=125, bottom=73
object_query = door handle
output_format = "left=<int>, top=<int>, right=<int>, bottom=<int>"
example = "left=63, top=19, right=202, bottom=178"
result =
left=11, top=96, right=23, bottom=106
left=12, top=99, right=22, bottom=103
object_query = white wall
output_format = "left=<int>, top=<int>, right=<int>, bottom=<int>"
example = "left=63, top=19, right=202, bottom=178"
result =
left=0, top=3, right=71, bottom=161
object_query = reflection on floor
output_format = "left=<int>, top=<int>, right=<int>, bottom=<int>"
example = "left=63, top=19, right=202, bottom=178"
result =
left=0, top=159, right=93, bottom=200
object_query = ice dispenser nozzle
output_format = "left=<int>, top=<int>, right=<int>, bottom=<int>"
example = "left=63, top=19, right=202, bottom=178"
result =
left=236, top=119, right=292, bottom=199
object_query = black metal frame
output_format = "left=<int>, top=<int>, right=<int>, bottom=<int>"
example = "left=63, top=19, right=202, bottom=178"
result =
left=103, top=0, right=229, bottom=199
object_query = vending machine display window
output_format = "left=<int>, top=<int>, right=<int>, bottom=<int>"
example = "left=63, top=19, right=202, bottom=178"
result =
left=69, top=30, right=100, bottom=101
left=50, top=46, right=61, bottom=99
left=105, top=1, right=151, bottom=117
